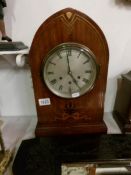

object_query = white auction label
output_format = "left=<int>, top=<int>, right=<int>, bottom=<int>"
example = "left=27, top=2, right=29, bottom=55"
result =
left=72, top=92, right=80, bottom=98
left=38, top=98, right=51, bottom=106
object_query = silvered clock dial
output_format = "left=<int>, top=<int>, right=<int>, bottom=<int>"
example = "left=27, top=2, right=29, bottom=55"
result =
left=42, top=43, right=99, bottom=98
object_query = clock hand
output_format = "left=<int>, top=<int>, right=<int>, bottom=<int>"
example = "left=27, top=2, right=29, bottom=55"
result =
left=69, top=72, right=81, bottom=90
left=66, top=53, right=81, bottom=90
left=66, top=53, right=71, bottom=74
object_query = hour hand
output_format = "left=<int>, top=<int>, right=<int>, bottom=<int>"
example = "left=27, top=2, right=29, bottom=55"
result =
left=69, top=73, right=81, bottom=90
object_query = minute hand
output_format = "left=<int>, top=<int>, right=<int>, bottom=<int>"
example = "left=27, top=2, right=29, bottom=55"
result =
left=66, top=54, right=81, bottom=89
left=66, top=54, right=71, bottom=73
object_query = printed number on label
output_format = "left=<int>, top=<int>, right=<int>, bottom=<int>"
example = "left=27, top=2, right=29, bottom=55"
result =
left=38, top=98, right=51, bottom=106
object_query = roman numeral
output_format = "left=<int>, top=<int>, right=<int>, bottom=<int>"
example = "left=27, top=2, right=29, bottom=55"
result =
left=59, top=85, right=63, bottom=91
left=57, top=51, right=62, bottom=59
left=47, top=72, right=54, bottom=75
left=50, top=79, right=57, bottom=85
left=83, top=58, right=90, bottom=64
left=77, top=51, right=82, bottom=58
left=49, top=61, right=56, bottom=65
left=82, top=78, right=89, bottom=83
left=66, top=49, right=72, bottom=56
left=85, top=70, right=92, bottom=73
left=69, top=87, right=72, bottom=94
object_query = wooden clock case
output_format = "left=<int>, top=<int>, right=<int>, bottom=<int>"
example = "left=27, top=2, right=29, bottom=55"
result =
left=29, top=8, right=109, bottom=136
left=113, top=71, right=131, bottom=133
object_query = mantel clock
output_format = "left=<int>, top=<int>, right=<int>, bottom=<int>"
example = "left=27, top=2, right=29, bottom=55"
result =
left=29, top=8, right=109, bottom=136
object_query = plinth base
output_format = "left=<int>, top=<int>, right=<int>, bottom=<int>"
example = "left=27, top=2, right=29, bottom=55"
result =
left=13, top=135, right=131, bottom=175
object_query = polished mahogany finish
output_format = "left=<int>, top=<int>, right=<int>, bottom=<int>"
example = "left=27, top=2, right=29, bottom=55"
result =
left=29, top=8, right=109, bottom=136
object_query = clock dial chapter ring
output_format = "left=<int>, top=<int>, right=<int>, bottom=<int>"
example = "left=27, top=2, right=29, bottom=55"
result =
left=42, top=43, right=99, bottom=98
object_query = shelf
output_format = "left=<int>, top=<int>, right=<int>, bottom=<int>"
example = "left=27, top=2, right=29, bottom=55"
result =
left=0, top=49, right=29, bottom=55
left=0, top=49, right=29, bottom=67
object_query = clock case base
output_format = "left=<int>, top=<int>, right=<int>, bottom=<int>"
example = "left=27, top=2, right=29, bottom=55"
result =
left=35, top=122, right=107, bottom=136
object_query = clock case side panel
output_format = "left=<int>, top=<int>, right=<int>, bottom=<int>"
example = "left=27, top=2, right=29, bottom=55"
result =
left=29, top=8, right=109, bottom=136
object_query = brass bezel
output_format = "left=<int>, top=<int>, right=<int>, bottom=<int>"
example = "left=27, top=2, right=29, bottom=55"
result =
left=41, top=42, right=99, bottom=98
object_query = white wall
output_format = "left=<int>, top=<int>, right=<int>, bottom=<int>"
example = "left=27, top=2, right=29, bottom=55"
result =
left=0, top=0, right=131, bottom=117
